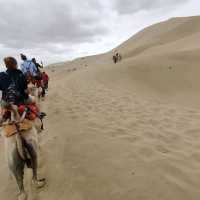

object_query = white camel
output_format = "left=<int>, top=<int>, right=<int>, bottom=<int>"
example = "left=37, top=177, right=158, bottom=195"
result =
left=28, top=83, right=42, bottom=103
left=1, top=106, right=46, bottom=200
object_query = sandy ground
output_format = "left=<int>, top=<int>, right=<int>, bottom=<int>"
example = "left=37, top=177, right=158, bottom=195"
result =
left=1, top=16, right=200, bottom=200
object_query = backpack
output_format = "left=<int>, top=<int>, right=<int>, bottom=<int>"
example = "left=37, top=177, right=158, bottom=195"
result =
left=4, top=72, right=21, bottom=105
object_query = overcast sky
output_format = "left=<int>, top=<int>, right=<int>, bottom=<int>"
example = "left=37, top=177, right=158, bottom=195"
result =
left=0, top=0, right=199, bottom=67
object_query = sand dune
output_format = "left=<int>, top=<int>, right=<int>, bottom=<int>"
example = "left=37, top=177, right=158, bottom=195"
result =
left=1, top=16, right=200, bottom=200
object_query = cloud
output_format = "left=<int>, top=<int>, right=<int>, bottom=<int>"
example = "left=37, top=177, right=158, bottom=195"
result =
left=0, top=0, right=108, bottom=49
left=113, top=0, right=189, bottom=14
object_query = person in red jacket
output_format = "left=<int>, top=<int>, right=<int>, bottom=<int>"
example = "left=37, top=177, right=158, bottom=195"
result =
left=42, top=71, right=49, bottom=90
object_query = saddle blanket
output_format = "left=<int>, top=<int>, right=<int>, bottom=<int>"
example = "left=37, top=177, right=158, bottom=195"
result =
left=3, top=119, right=33, bottom=137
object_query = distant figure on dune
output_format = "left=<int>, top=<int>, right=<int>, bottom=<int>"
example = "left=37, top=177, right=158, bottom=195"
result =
left=113, top=54, right=117, bottom=64
left=112, top=51, right=122, bottom=64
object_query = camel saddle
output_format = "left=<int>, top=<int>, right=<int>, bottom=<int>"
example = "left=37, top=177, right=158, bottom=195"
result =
left=3, top=119, right=33, bottom=137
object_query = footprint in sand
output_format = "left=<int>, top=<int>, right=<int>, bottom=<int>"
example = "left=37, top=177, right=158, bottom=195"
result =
left=155, top=144, right=170, bottom=154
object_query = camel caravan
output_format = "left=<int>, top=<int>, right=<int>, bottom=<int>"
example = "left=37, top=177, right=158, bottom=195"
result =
left=0, top=55, right=49, bottom=200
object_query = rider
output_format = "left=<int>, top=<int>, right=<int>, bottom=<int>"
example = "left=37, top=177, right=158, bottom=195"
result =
left=31, top=58, right=46, bottom=97
left=31, top=58, right=43, bottom=82
left=20, top=54, right=38, bottom=81
left=32, top=58, right=43, bottom=74
left=0, top=57, right=46, bottom=126
left=0, top=57, right=29, bottom=107
left=42, top=71, right=49, bottom=90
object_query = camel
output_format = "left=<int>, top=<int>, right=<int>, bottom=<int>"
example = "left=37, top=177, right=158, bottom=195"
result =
left=27, top=83, right=46, bottom=133
left=28, top=83, right=42, bottom=102
left=1, top=106, right=46, bottom=200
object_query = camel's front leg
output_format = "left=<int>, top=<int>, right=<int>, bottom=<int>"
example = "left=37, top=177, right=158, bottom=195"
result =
left=4, top=135, right=27, bottom=200
left=23, top=128, right=46, bottom=188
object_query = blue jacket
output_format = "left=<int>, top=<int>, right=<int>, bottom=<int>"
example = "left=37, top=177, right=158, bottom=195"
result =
left=20, top=60, right=38, bottom=76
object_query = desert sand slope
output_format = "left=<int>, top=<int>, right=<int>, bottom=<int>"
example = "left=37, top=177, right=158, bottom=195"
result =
left=1, top=16, right=200, bottom=200
left=117, top=16, right=200, bottom=58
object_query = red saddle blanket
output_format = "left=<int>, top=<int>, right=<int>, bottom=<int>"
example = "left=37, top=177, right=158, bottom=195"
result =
left=18, top=104, right=39, bottom=120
